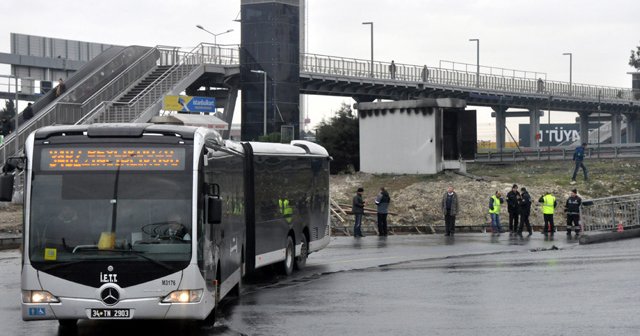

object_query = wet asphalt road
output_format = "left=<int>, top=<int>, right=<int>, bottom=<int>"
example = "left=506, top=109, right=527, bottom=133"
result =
left=1, top=233, right=640, bottom=335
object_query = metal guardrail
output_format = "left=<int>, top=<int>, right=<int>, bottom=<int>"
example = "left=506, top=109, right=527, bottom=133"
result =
left=475, top=143, right=640, bottom=162
left=581, top=194, right=640, bottom=232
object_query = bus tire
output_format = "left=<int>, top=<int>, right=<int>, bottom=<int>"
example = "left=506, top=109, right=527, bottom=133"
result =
left=58, top=319, right=77, bottom=329
left=280, top=235, right=294, bottom=276
left=294, top=233, right=308, bottom=270
left=199, top=309, right=216, bottom=329
left=230, top=249, right=244, bottom=297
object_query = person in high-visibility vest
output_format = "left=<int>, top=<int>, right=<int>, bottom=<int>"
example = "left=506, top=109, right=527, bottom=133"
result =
left=488, top=191, right=504, bottom=235
left=279, top=198, right=293, bottom=223
left=538, top=191, right=558, bottom=236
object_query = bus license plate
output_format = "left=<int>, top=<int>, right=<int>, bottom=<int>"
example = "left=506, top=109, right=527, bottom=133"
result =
left=90, top=308, right=131, bottom=319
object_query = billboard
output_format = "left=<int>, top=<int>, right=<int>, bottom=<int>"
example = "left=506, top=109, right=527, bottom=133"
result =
left=518, top=123, right=598, bottom=147
left=163, top=95, right=216, bottom=113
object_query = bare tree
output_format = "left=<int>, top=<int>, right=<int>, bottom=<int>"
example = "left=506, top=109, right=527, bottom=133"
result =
left=629, top=45, right=640, bottom=71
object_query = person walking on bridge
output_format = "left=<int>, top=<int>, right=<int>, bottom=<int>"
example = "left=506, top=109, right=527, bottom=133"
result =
left=539, top=191, right=557, bottom=236
left=389, top=60, right=397, bottom=80
left=565, top=188, right=582, bottom=237
left=421, top=65, right=429, bottom=82
left=571, top=142, right=588, bottom=183
left=488, top=191, right=504, bottom=235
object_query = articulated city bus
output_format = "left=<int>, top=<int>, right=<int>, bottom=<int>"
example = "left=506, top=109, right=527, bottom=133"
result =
left=0, top=123, right=330, bottom=327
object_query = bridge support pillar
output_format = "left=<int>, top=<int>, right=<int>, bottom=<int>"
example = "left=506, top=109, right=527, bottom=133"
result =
left=529, top=108, right=541, bottom=148
left=579, top=112, right=590, bottom=144
left=222, top=85, right=239, bottom=139
left=625, top=113, right=639, bottom=143
left=492, top=106, right=507, bottom=151
left=611, top=113, right=622, bottom=144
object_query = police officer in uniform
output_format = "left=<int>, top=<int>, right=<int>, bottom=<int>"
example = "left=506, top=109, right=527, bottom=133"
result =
left=538, top=191, right=558, bottom=236
left=517, top=187, right=533, bottom=236
left=506, top=184, right=520, bottom=234
left=565, top=188, right=582, bottom=237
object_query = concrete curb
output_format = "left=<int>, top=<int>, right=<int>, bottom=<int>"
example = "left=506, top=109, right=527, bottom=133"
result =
left=579, top=228, right=640, bottom=245
left=0, top=235, right=21, bottom=251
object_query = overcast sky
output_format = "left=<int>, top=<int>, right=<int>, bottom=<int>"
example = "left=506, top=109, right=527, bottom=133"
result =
left=1, top=0, right=639, bottom=140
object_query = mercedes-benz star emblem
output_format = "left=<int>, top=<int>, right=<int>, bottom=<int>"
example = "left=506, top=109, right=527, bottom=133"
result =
left=100, top=287, right=120, bottom=306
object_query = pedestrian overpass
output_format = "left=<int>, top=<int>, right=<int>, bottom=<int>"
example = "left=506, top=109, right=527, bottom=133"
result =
left=1, top=43, right=639, bottom=163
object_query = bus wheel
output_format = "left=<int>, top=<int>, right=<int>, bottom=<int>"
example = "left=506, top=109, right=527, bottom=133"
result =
left=58, top=319, right=77, bottom=329
left=294, top=233, right=308, bottom=270
left=280, top=236, right=294, bottom=276
left=199, top=309, right=216, bottom=329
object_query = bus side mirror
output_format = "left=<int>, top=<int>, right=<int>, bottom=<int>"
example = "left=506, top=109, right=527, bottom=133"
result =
left=207, top=197, right=222, bottom=225
left=0, top=174, right=14, bottom=202
left=205, top=183, right=222, bottom=224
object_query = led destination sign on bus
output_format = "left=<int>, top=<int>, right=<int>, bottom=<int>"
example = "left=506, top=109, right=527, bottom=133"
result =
left=40, top=147, right=186, bottom=171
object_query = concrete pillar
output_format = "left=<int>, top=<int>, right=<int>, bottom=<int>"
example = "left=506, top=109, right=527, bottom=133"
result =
left=492, top=105, right=507, bottom=151
left=611, top=113, right=622, bottom=144
left=579, top=112, right=590, bottom=144
left=222, top=85, right=239, bottom=140
left=625, top=113, right=638, bottom=144
left=529, top=108, right=540, bottom=148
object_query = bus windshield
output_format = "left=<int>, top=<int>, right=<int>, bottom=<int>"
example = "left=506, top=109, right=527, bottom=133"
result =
left=28, top=145, right=193, bottom=267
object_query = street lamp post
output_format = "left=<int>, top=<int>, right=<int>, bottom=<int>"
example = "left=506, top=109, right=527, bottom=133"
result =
left=251, top=70, right=268, bottom=136
left=469, top=39, right=480, bottom=87
left=196, top=25, right=234, bottom=63
left=563, top=52, right=572, bottom=95
left=196, top=25, right=234, bottom=45
left=362, top=22, right=374, bottom=78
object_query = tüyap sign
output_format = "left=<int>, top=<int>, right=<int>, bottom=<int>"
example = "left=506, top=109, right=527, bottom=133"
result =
left=518, top=124, right=596, bottom=147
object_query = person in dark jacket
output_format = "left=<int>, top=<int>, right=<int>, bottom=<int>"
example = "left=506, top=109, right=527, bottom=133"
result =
left=506, top=184, right=520, bottom=234
left=441, top=186, right=459, bottom=236
left=375, top=187, right=391, bottom=236
left=22, top=103, right=34, bottom=121
left=352, top=187, right=365, bottom=238
left=517, top=187, right=533, bottom=236
left=565, top=188, right=582, bottom=237
left=0, top=118, right=10, bottom=137
left=571, top=143, right=588, bottom=182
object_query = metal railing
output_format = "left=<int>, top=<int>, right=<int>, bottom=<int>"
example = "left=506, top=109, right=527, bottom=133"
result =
left=86, top=43, right=240, bottom=124
left=581, top=194, right=640, bottom=232
left=75, top=46, right=180, bottom=125
left=0, top=46, right=135, bottom=163
left=475, top=143, right=640, bottom=162
left=439, top=60, right=547, bottom=81
left=299, top=53, right=635, bottom=102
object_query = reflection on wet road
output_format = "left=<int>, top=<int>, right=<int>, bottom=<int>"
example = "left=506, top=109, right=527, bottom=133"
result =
left=2, top=234, right=639, bottom=335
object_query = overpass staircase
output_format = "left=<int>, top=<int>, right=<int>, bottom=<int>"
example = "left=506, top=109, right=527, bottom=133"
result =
left=0, top=43, right=239, bottom=163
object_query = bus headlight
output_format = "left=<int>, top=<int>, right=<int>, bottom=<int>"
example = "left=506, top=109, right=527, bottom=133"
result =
left=22, top=290, right=60, bottom=303
left=162, top=289, right=203, bottom=303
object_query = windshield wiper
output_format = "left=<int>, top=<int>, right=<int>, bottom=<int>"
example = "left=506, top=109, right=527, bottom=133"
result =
left=90, top=248, right=175, bottom=271
left=39, top=260, right=85, bottom=272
